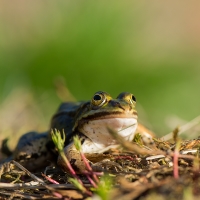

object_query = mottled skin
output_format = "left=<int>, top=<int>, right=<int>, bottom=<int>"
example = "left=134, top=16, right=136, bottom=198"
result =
left=13, top=91, right=140, bottom=172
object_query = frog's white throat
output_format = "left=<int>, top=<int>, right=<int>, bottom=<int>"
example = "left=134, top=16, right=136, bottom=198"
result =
left=79, top=118, right=138, bottom=153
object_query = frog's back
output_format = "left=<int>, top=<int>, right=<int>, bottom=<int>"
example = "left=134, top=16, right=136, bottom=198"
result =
left=10, top=102, right=85, bottom=171
left=50, top=101, right=84, bottom=143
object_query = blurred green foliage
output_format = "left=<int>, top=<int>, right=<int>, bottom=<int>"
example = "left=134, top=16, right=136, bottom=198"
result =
left=0, top=1, right=200, bottom=135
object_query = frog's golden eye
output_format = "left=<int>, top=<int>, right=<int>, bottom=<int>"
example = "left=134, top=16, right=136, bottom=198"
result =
left=131, top=95, right=136, bottom=103
left=91, top=92, right=106, bottom=107
left=117, top=92, right=136, bottom=104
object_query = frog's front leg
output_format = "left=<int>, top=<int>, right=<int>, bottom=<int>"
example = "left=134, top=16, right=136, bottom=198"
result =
left=57, top=136, right=110, bottom=173
left=13, top=131, right=54, bottom=171
left=57, top=142, right=89, bottom=173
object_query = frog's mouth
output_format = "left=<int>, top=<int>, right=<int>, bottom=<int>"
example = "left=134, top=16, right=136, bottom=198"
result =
left=79, top=117, right=138, bottom=152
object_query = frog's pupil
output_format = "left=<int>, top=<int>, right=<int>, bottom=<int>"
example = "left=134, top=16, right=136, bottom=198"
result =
left=132, top=95, right=136, bottom=102
left=94, top=94, right=101, bottom=101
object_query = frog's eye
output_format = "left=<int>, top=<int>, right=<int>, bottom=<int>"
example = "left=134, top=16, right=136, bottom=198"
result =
left=117, top=92, right=136, bottom=104
left=131, top=95, right=136, bottom=103
left=91, top=92, right=106, bottom=107
left=93, top=94, right=102, bottom=101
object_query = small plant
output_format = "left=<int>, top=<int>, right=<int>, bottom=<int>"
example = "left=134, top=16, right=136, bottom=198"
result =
left=92, top=175, right=113, bottom=200
left=51, top=129, right=92, bottom=196
left=173, top=140, right=181, bottom=179
left=51, top=129, right=76, bottom=176
left=73, top=135, right=99, bottom=185
left=133, top=133, right=143, bottom=146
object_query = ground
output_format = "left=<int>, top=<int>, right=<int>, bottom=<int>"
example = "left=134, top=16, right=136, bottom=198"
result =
left=0, top=89, right=200, bottom=200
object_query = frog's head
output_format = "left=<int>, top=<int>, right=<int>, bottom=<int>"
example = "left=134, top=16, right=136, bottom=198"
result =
left=75, top=91, right=138, bottom=150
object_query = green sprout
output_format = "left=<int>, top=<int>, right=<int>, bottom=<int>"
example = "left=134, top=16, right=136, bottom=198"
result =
left=51, top=129, right=65, bottom=152
left=73, top=135, right=82, bottom=151
left=133, top=133, right=143, bottom=146
left=68, top=178, right=88, bottom=194
left=92, top=175, right=113, bottom=200
left=51, top=129, right=76, bottom=175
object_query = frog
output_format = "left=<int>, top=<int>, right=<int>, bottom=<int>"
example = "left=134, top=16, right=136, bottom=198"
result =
left=12, top=91, right=152, bottom=172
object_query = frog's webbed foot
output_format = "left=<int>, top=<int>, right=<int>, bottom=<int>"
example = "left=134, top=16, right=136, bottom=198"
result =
left=13, top=131, right=53, bottom=171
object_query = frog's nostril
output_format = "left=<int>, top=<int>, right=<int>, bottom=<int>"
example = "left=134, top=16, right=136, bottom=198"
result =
left=110, top=100, right=125, bottom=110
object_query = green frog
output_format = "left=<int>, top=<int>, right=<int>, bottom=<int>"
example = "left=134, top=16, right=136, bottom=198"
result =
left=13, top=91, right=141, bottom=172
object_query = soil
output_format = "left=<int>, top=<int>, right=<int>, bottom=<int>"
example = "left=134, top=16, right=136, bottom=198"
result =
left=1, top=133, right=200, bottom=200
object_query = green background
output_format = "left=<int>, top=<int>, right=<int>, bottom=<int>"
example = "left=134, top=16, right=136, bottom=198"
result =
left=0, top=1, right=200, bottom=144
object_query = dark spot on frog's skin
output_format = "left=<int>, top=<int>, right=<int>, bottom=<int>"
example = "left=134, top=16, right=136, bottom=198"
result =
left=18, top=151, right=48, bottom=161
left=81, top=138, right=85, bottom=145
left=133, top=111, right=138, bottom=116
left=70, top=159, right=79, bottom=171
left=31, top=153, right=40, bottom=159
left=38, top=146, right=42, bottom=152
left=18, top=155, right=29, bottom=160
left=26, top=142, right=33, bottom=146
left=31, top=151, right=48, bottom=159
left=70, top=159, right=76, bottom=165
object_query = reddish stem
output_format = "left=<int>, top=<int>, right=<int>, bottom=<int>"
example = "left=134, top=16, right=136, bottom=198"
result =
left=80, top=152, right=99, bottom=183
left=42, top=173, right=59, bottom=184
left=60, top=152, right=92, bottom=196
left=52, top=192, right=63, bottom=199
left=86, top=174, right=98, bottom=188
left=173, top=145, right=179, bottom=179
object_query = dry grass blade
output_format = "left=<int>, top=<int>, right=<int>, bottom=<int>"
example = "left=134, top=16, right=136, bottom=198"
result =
left=110, top=177, right=171, bottom=200
left=107, top=127, right=164, bottom=156
left=54, top=76, right=76, bottom=102
left=161, top=115, right=200, bottom=141
left=0, top=182, right=91, bottom=190
left=0, top=191, right=59, bottom=200
left=11, top=160, right=64, bottom=198
left=0, top=182, right=39, bottom=189
left=146, top=155, right=165, bottom=161
left=12, top=160, right=45, bottom=184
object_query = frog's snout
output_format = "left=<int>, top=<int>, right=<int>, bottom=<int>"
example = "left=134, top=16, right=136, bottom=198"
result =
left=109, top=100, right=125, bottom=110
